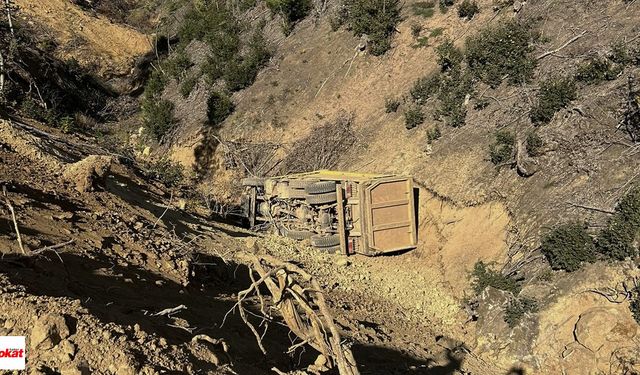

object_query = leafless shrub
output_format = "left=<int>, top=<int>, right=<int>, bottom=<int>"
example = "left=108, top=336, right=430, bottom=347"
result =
left=221, top=139, right=281, bottom=176
left=278, top=111, right=357, bottom=174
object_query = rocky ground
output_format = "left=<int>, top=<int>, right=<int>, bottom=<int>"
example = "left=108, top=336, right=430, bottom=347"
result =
left=0, top=118, right=502, bottom=374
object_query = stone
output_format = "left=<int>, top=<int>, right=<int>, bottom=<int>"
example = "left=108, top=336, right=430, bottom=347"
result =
left=62, top=155, right=113, bottom=192
left=31, top=314, right=71, bottom=350
left=574, top=307, right=638, bottom=353
left=336, top=257, right=349, bottom=267
left=56, top=340, right=76, bottom=363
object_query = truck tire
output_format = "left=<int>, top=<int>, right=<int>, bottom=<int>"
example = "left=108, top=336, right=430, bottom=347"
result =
left=310, top=234, right=341, bottom=248
left=242, top=177, right=265, bottom=187
left=282, top=227, right=314, bottom=240
left=305, top=181, right=336, bottom=194
left=306, top=192, right=337, bottom=205
left=287, top=188, right=307, bottom=199
left=288, top=179, right=314, bottom=189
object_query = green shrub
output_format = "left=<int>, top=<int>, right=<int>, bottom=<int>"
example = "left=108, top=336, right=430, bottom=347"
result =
left=623, top=80, right=640, bottom=142
left=410, top=74, right=441, bottom=104
left=412, top=1, right=436, bottom=17
left=457, top=0, right=479, bottom=19
left=436, top=39, right=463, bottom=72
left=143, top=100, right=176, bottom=141
left=575, top=57, right=622, bottom=84
left=608, top=41, right=631, bottom=65
left=163, top=50, right=192, bottom=80
left=57, top=116, right=77, bottom=134
left=180, top=75, right=198, bottom=98
left=207, top=92, right=235, bottom=126
left=526, top=132, right=543, bottom=156
left=385, top=97, right=401, bottom=113
left=596, top=188, right=640, bottom=261
left=489, top=129, right=515, bottom=165
left=343, top=0, right=402, bottom=55
left=630, top=285, right=640, bottom=324
left=439, top=0, right=455, bottom=12
left=411, top=23, right=423, bottom=38
left=404, top=106, right=425, bottom=129
left=504, top=297, right=538, bottom=328
left=180, top=4, right=240, bottom=44
left=141, top=68, right=175, bottom=141
left=143, top=70, right=167, bottom=100
left=224, top=30, right=271, bottom=91
left=266, top=0, right=312, bottom=34
left=466, top=20, right=538, bottom=87
left=412, top=36, right=430, bottom=49
left=436, top=67, right=472, bottom=127
left=147, top=158, right=184, bottom=187
left=427, top=125, right=442, bottom=143
left=20, top=98, right=58, bottom=125
left=530, top=76, right=577, bottom=124
left=430, top=28, right=444, bottom=37
left=541, top=223, right=596, bottom=272
left=471, top=261, right=521, bottom=295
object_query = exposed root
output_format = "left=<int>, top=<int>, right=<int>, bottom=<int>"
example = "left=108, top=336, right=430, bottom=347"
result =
left=228, top=252, right=360, bottom=375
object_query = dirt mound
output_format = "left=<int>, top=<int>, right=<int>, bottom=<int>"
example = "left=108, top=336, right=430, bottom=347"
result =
left=63, top=155, right=113, bottom=192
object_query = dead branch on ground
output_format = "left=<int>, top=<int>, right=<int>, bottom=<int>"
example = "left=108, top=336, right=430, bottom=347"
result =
left=2, top=186, right=27, bottom=255
left=32, top=239, right=75, bottom=255
left=4, top=0, right=14, bottom=37
left=537, top=30, right=587, bottom=60
left=226, top=253, right=360, bottom=375
left=566, top=201, right=615, bottom=215
left=586, top=278, right=638, bottom=304
left=0, top=51, right=4, bottom=94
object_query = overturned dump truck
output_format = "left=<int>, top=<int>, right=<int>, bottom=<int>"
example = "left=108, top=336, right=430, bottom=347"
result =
left=241, top=170, right=418, bottom=256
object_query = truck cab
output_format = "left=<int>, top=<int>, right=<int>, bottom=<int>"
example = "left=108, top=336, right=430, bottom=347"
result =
left=241, top=170, right=418, bottom=256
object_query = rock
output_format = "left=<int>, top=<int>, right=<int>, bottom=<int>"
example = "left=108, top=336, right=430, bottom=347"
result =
left=56, top=340, right=76, bottom=362
left=336, top=257, right=349, bottom=267
left=177, top=199, right=187, bottom=210
left=574, top=307, right=638, bottom=353
left=244, top=237, right=258, bottom=251
left=4, top=319, right=15, bottom=330
left=60, top=363, right=89, bottom=375
left=133, top=221, right=145, bottom=231
left=31, top=314, right=71, bottom=350
left=62, top=155, right=113, bottom=192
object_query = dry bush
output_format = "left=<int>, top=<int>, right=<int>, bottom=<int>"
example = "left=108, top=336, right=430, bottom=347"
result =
left=278, top=112, right=357, bottom=174
left=220, top=138, right=280, bottom=176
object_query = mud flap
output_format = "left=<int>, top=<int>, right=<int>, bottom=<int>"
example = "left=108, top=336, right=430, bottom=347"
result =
left=336, top=183, right=348, bottom=255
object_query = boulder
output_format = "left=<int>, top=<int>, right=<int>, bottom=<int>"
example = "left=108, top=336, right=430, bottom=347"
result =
left=62, top=155, right=113, bottom=192
left=31, top=314, right=71, bottom=350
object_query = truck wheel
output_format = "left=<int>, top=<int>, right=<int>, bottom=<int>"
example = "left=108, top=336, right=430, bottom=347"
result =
left=287, top=188, right=307, bottom=199
left=305, top=181, right=336, bottom=194
left=288, top=179, right=314, bottom=189
left=310, top=234, right=341, bottom=248
left=282, top=228, right=314, bottom=240
left=242, top=177, right=265, bottom=187
left=306, top=192, right=337, bottom=205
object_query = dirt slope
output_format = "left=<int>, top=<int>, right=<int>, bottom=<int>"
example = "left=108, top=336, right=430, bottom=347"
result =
left=167, top=0, right=640, bottom=373
left=14, top=0, right=151, bottom=78
left=0, top=115, right=506, bottom=373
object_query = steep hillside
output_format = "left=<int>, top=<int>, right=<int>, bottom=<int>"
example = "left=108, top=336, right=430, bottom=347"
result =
left=2, top=0, right=640, bottom=374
